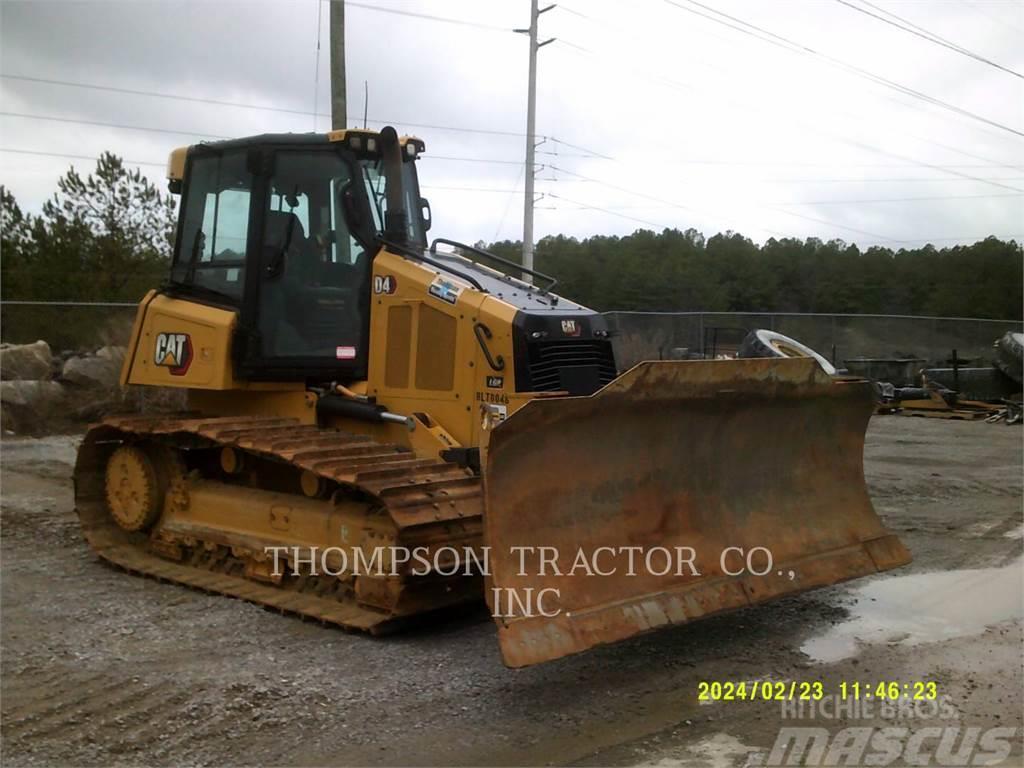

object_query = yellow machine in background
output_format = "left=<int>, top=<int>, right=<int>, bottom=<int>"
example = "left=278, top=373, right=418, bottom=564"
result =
left=76, top=126, right=909, bottom=667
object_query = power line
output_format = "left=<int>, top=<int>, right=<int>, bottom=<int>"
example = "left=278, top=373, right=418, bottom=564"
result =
left=834, top=0, right=1022, bottom=79
left=662, top=0, right=1024, bottom=139
left=547, top=164, right=905, bottom=242
left=0, top=148, right=170, bottom=169
left=955, top=0, right=1024, bottom=37
left=0, top=148, right=166, bottom=167
left=0, top=74, right=526, bottom=138
left=0, top=148, right=530, bottom=195
left=548, top=137, right=614, bottom=160
left=427, top=155, right=522, bottom=165
left=861, top=0, right=1022, bottom=67
left=344, top=1, right=512, bottom=32
left=495, top=163, right=527, bottom=240
left=0, top=112, right=233, bottom=140
left=545, top=194, right=1022, bottom=247
left=422, top=185, right=524, bottom=193
left=547, top=192, right=1024, bottom=209
left=546, top=193, right=676, bottom=231
left=1, top=72, right=618, bottom=161
left=552, top=38, right=1024, bottom=187
left=9, top=144, right=1024, bottom=188
left=736, top=177, right=1024, bottom=183
left=6, top=67, right=1013, bottom=177
left=2, top=74, right=317, bottom=118
left=2, top=143, right=1012, bottom=246
left=0, top=144, right=537, bottom=172
left=614, top=160, right=1022, bottom=169
left=554, top=5, right=594, bottom=22
left=544, top=167, right=795, bottom=238
left=781, top=192, right=1024, bottom=205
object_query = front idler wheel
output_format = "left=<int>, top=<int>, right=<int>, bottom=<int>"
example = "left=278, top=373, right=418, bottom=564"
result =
left=104, top=444, right=164, bottom=532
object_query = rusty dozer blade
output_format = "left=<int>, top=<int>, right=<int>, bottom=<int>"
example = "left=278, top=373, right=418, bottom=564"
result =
left=483, top=357, right=910, bottom=667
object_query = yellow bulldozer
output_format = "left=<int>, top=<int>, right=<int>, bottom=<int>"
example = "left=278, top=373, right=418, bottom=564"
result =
left=75, top=126, right=910, bottom=667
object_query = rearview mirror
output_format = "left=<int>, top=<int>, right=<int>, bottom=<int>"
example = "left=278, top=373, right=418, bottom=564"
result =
left=340, top=181, right=375, bottom=245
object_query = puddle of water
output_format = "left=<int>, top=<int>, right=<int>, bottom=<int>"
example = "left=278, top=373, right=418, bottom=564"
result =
left=636, top=733, right=758, bottom=768
left=802, top=559, right=1024, bottom=663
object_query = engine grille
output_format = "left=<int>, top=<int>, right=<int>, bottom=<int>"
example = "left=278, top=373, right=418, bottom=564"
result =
left=523, top=339, right=617, bottom=395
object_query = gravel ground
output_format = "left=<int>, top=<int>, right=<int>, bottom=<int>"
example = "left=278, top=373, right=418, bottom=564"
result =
left=1, top=416, right=1021, bottom=767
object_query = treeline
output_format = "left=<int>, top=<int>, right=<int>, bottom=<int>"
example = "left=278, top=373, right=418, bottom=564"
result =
left=1, top=153, right=176, bottom=305
left=486, top=230, right=1023, bottom=320
left=2, top=153, right=1020, bottom=321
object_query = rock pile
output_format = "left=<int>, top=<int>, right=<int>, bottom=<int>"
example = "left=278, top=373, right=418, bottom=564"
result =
left=1, top=341, right=131, bottom=435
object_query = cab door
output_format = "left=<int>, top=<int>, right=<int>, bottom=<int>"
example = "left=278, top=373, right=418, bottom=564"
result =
left=236, top=145, right=374, bottom=382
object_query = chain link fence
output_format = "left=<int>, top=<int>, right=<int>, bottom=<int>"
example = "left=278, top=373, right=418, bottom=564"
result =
left=2, top=302, right=1020, bottom=374
left=606, top=312, right=1022, bottom=371
left=1, top=301, right=139, bottom=353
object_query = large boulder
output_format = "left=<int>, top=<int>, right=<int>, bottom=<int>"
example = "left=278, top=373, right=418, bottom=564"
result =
left=0, top=380, right=66, bottom=435
left=96, top=345, right=127, bottom=367
left=62, top=354, right=122, bottom=390
left=0, top=341, right=53, bottom=381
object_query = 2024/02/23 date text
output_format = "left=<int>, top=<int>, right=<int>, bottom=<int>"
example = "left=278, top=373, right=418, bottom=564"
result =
left=697, top=681, right=938, bottom=702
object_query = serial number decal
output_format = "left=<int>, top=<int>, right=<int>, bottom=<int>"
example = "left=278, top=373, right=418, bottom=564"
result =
left=697, top=681, right=939, bottom=702
left=476, top=391, right=510, bottom=405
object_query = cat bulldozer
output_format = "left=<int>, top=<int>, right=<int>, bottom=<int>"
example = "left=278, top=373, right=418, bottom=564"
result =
left=75, top=126, right=910, bottom=667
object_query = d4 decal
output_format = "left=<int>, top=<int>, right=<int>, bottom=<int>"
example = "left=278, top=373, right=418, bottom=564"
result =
left=373, top=275, right=397, bottom=294
left=154, top=332, right=193, bottom=375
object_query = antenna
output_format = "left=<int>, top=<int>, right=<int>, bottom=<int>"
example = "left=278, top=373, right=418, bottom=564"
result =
left=363, top=80, right=369, bottom=129
left=313, top=0, right=324, bottom=130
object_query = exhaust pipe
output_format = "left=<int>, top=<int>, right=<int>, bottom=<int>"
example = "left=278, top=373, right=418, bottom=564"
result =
left=379, top=126, right=409, bottom=248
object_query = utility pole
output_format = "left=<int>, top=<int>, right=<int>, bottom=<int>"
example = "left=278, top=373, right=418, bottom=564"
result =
left=330, top=0, right=347, bottom=130
left=516, top=0, right=555, bottom=281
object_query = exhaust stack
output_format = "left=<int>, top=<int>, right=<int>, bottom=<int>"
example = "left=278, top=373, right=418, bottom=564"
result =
left=379, top=126, right=409, bottom=247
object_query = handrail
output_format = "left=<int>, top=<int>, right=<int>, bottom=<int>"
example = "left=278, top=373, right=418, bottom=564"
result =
left=473, top=322, right=506, bottom=371
left=429, top=237, right=558, bottom=294
left=377, top=238, right=487, bottom=293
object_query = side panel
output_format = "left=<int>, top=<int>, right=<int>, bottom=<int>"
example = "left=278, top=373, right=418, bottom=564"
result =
left=119, top=289, right=158, bottom=386
left=125, top=294, right=237, bottom=389
left=365, top=250, right=520, bottom=450
left=124, top=293, right=303, bottom=395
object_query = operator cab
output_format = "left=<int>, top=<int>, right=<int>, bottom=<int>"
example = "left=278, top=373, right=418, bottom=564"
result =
left=165, top=130, right=428, bottom=381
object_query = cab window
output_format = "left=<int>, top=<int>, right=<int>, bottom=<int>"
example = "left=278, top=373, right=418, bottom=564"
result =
left=172, top=150, right=252, bottom=301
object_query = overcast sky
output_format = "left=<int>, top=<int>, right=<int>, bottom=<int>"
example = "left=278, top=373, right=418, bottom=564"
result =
left=2, top=0, right=1022, bottom=250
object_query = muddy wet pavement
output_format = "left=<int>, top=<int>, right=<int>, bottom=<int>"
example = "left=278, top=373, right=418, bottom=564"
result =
left=1, top=417, right=1021, bottom=766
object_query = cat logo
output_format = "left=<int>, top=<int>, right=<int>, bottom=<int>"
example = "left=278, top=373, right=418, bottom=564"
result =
left=154, top=332, right=193, bottom=376
left=560, top=319, right=581, bottom=337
